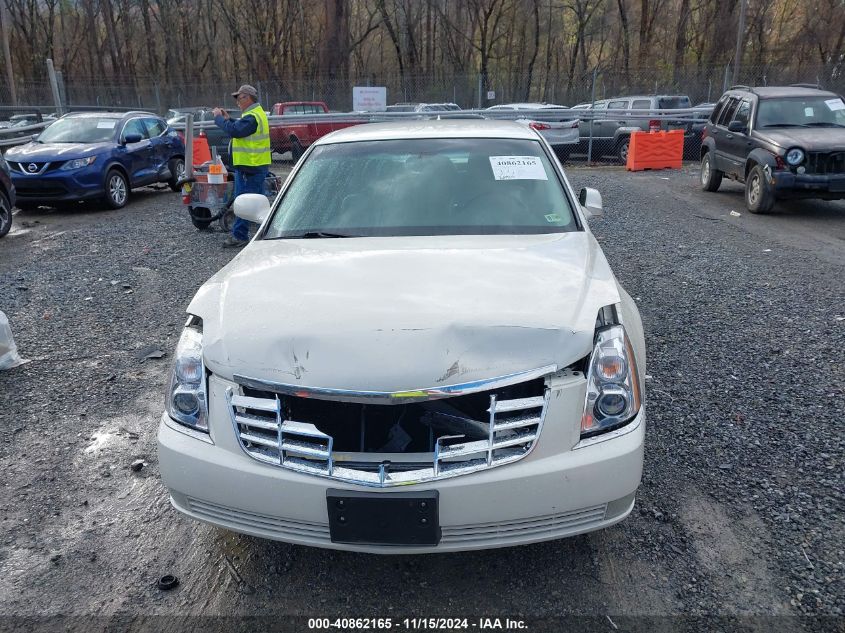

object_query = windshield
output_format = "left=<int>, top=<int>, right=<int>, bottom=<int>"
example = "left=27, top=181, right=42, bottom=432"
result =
left=37, top=117, right=120, bottom=143
left=756, top=96, right=845, bottom=127
left=263, top=138, right=577, bottom=238
left=658, top=97, right=691, bottom=109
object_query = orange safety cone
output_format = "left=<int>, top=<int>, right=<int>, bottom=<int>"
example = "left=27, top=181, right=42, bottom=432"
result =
left=192, top=136, right=212, bottom=167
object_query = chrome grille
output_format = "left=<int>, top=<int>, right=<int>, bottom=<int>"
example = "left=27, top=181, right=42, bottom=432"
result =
left=226, top=384, right=549, bottom=487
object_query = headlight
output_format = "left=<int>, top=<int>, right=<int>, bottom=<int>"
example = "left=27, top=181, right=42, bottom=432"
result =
left=165, top=318, right=208, bottom=432
left=60, top=156, right=96, bottom=170
left=581, top=323, right=642, bottom=438
left=785, top=148, right=804, bottom=166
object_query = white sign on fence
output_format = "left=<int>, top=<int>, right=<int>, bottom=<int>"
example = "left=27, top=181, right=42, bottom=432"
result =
left=353, top=86, right=387, bottom=112
left=487, top=90, right=496, bottom=100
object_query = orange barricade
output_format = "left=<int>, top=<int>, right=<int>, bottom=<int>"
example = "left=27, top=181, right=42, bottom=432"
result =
left=192, top=136, right=212, bottom=166
left=625, top=130, right=683, bottom=171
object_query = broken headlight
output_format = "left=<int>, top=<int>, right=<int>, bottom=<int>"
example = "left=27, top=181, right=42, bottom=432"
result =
left=165, top=318, right=208, bottom=432
left=581, top=323, right=641, bottom=438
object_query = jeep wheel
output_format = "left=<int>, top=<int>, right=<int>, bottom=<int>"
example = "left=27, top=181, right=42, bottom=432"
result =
left=104, top=169, right=129, bottom=209
left=0, top=192, right=12, bottom=238
left=616, top=138, right=630, bottom=164
left=745, top=165, right=775, bottom=214
left=700, top=152, right=723, bottom=192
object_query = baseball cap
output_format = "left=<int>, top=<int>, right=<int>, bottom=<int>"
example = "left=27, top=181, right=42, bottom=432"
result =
left=231, top=84, right=258, bottom=99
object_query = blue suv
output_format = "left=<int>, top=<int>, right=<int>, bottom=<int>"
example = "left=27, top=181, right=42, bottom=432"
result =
left=5, top=111, right=185, bottom=209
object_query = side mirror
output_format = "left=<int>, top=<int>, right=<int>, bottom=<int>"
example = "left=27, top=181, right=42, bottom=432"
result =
left=123, top=133, right=143, bottom=144
left=31, top=134, right=40, bottom=141
left=578, top=187, right=603, bottom=218
left=727, top=121, right=747, bottom=133
left=233, top=193, right=271, bottom=224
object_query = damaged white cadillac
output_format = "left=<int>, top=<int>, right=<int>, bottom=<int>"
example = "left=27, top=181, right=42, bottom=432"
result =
left=158, top=120, right=646, bottom=553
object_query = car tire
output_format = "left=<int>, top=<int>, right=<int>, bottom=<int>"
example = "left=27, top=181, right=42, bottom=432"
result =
left=189, top=206, right=213, bottom=230
left=700, top=152, right=723, bottom=192
left=168, top=157, right=186, bottom=192
left=0, top=192, right=12, bottom=238
left=104, top=169, right=129, bottom=209
left=616, top=138, right=630, bottom=164
left=220, top=209, right=235, bottom=234
left=745, top=165, right=775, bottom=214
left=291, top=138, right=305, bottom=161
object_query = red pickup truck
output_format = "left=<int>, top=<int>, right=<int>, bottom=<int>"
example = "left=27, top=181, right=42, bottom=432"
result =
left=269, top=101, right=362, bottom=158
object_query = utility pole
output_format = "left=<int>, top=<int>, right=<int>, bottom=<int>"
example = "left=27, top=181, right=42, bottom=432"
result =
left=1, top=0, right=16, bottom=106
left=731, top=0, right=747, bottom=86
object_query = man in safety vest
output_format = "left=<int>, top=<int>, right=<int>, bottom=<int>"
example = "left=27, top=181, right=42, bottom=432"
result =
left=212, top=84, right=271, bottom=248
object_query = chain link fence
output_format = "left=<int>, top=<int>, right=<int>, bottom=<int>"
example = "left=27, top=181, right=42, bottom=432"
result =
left=2, top=62, right=843, bottom=113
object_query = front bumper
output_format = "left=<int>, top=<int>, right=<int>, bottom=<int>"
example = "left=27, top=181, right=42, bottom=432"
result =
left=158, top=373, right=645, bottom=553
left=772, top=171, right=845, bottom=199
left=10, top=165, right=105, bottom=202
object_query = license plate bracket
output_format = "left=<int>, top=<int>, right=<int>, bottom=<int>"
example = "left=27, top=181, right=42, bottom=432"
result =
left=327, top=489, right=440, bottom=546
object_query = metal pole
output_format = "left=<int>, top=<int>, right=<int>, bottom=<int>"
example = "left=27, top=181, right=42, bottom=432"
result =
left=185, top=113, right=194, bottom=180
left=46, top=58, right=63, bottom=115
left=732, top=0, right=747, bottom=85
left=587, top=67, right=597, bottom=163
left=0, top=0, right=15, bottom=106
left=723, top=63, right=730, bottom=93
left=477, top=73, right=482, bottom=109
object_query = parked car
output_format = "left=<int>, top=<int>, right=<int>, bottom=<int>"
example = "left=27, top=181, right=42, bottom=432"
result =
left=167, top=107, right=239, bottom=165
left=0, top=153, right=15, bottom=237
left=700, top=84, right=845, bottom=213
left=269, top=101, right=362, bottom=159
left=573, top=95, right=696, bottom=162
left=158, top=119, right=647, bottom=553
left=5, top=111, right=185, bottom=210
left=486, top=103, right=580, bottom=147
left=386, top=102, right=462, bottom=113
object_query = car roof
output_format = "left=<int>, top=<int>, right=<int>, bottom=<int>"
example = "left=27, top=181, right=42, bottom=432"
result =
left=64, top=111, right=157, bottom=119
left=738, top=86, right=840, bottom=99
left=490, top=102, right=566, bottom=109
left=317, top=120, right=538, bottom=145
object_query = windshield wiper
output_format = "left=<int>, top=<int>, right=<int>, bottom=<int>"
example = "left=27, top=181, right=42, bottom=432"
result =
left=762, top=123, right=808, bottom=128
left=804, top=122, right=845, bottom=127
left=286, top=231, right=355, bottom=239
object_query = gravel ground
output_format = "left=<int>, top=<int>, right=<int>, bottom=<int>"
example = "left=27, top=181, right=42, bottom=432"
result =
left=0, top=166, right=843, bottom=632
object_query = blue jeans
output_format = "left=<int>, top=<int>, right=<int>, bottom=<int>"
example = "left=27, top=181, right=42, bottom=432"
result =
left=232, top=166, right=269, bottom=241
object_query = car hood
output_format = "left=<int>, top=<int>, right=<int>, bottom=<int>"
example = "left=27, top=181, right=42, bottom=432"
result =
left=6, top=142, right=112, bottom=161
left=761, top=128, right=845, bottom=152
left=188, top=233, right=621, bottom=392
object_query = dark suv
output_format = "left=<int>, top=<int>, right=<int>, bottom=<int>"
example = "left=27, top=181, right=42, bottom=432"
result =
left=700, top=85, right=845, bottom=213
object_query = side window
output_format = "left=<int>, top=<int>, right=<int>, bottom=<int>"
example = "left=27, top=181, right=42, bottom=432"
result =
left=607, top=100, right=628, bottom=110
left=121, top=118, right=149, bottom=142
left=732, top=100, right=751, bottom=127
left=144, top=118, right=166, bottom=137
left=717, top=98, right=740, bottom=126
left=592, top=102, right=607, bottom=111
left=710, top=96, right=729, bottom=124
left=631, top=99, right=651, bottom=109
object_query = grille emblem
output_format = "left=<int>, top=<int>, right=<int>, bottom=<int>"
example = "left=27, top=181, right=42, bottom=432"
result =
left=27, top=163, right=38, bottom=173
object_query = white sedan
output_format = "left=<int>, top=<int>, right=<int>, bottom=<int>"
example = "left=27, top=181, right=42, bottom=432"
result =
left=158, top=120, right=646, bottom=553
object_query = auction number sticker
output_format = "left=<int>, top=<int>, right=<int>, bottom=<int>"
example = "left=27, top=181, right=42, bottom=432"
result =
left=96, top=121, right=116, bottom=129
left=489, top=156, right=548, bottom=181
left=825, top=98, right=845, bottom=112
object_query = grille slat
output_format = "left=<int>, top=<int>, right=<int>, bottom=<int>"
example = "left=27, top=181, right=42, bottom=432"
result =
left=490, top=396, right=545, bottom=413
left=226, top=376, right=552, bottom=488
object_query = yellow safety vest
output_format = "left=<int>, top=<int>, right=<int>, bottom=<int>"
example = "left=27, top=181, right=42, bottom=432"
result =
left=231, top=104, right=271, bottom=166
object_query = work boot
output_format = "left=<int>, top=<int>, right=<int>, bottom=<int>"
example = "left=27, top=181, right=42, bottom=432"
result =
left=222, top=235, right=248, bottom=248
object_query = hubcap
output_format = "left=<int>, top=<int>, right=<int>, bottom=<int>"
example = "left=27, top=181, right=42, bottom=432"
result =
left=110, top=175, right=127, bottom=205
left=620, top=143, right=629, bottom=162
left=702, top=157, right=711, bottom=184
left=749, top=175, right=760, bottom=205
left=176, top=161, right=185, bottom=181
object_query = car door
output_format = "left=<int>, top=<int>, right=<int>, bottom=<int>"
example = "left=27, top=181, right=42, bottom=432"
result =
left=143, top=117, right=170, bottom=176
left=600, top=99, right=629, bottom=139
left=721, top=98, right=753, bottom=179
left=118, top=117, right=155, bottom=186
left=711, top=96, right=741, bottom=174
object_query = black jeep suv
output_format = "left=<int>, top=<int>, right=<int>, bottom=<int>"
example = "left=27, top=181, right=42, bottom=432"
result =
left=700, top=85, right=845, bottom=213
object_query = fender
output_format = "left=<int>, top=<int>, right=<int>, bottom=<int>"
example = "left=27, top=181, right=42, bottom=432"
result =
left=613, top=127, right=640, bottom=142
left=745, top=148, right=778, bottom=180
left=700, top=136, right=716, bottom=159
